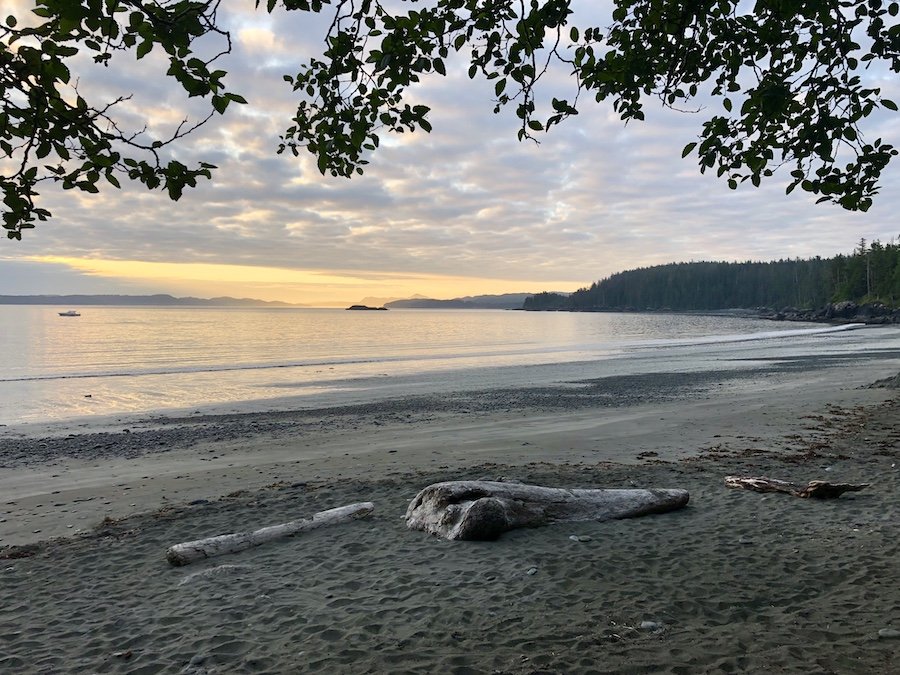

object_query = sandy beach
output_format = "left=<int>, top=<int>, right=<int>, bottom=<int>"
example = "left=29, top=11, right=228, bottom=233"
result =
left=2, top=351, right=900, bottom=673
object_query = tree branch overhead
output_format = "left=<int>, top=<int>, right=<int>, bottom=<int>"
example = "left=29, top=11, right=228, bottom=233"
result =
left=3, top=0, right=899, bottom=239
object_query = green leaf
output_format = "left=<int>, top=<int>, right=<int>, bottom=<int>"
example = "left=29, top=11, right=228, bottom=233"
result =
left=882, top=99, right=898, bottom=111
left=136, top=40, right=152, bottom=60
left=681, top=142, right=697, bottom=158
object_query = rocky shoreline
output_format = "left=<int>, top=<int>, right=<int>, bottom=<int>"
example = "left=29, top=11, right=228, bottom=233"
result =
left=761, top=300, right=900, bottom=325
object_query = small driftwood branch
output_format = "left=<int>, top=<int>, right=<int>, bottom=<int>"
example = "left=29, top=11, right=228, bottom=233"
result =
left=724, top=476, right=869, bottom=499
left=166, top=502, right=375, bottom=566
left=405, top=481, right=689, bottom=541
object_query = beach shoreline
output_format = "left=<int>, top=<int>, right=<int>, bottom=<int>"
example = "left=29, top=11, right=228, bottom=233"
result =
left=2, top=354, right=900, bottom=673
left=1, top=355, right=897, bottom=548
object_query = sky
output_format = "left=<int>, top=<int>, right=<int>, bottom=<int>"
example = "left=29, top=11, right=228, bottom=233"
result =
left=2, top=1, right=899, bottom=306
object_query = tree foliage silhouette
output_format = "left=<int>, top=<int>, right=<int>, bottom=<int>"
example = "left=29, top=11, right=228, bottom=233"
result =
left=3, top=0, right=900, bottom=239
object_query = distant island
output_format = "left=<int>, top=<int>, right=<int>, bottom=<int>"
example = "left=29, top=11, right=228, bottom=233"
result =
left=0, top=294, right=304, bottom=307
left=346, top=304, right=388, bottom=311
left=385, top=293, right=545, bottom=310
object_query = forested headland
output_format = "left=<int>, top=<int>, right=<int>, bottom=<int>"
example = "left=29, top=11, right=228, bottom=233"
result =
left=525, top=240, right=900, bottom=319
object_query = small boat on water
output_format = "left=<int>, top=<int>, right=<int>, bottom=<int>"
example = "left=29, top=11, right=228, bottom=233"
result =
left=58, top=310, right=81, bottom=317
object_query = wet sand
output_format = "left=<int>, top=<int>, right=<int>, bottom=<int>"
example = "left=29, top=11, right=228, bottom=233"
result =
left=1, top=358, right=900, bottom=673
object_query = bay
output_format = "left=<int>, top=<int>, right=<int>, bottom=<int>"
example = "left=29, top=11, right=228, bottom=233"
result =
left=0, top=306, right=893, bottom=424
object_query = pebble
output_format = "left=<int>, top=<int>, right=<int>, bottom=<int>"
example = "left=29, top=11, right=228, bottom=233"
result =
left=640, top=620, right=663, bottom=632
left=526, top=567, right=538, bottom=576
left=878, top=628, right=900, bottom=639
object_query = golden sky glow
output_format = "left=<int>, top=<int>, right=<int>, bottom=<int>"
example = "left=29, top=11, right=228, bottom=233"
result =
left=3, top=2, right=895, bottom=302
left=29, top=256, right=581, bottom=306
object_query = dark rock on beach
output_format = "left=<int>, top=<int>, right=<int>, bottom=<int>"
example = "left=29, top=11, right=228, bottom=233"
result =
left=761, top=301, right=900, bottom=325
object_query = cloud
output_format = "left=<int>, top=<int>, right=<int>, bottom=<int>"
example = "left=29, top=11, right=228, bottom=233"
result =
left=2, top=3, right=899, bottom=303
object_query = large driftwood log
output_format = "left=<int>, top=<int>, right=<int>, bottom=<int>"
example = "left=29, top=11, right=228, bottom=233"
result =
left=405, top=481, right=689, bottom=541
left=166, top=502, right=375, bottom=566
left=724, top=476, right=869, bottom=499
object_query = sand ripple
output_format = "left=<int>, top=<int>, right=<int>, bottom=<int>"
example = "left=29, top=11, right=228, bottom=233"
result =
left=3, top=439, right=900, bottom=674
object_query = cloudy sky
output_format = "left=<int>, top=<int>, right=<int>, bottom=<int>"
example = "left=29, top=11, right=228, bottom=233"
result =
left=2, top=1, right=899, bottom=306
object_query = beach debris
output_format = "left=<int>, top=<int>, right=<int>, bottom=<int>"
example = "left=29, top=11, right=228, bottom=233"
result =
left=405, top=480, right=689, bottom=541
left=165, top=502, right=375, bottom=566
left=177, top=564, right=253, bottom=586
left=867, top=371, right=900, bottom=389
left=0, top=543, right=40, bottom=560
left=724, top=476, right=869, bottom=499
left=639, top=621, right=663, bottom=632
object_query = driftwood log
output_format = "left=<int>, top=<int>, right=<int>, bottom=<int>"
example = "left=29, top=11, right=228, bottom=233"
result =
left=166, top=502, right=375, bottom=566
left=725, top=476, right=869, bottom=499
left=405, top=481, right=689, bottom=541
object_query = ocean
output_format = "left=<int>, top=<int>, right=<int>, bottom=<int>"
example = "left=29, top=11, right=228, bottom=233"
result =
left=0, top=306, right=896, bottom=425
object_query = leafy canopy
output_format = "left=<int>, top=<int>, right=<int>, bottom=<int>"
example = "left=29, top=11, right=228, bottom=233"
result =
left=2, top=0, right=900, bottom=239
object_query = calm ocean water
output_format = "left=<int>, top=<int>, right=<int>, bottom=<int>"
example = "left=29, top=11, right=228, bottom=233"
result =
left=0, top=306, right=894, bottom=424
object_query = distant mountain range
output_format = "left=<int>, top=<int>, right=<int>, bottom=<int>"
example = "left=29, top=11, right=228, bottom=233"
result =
left=356, top=294, right=429, bottom=307
left=0, top=291, right=567, bottom=310
left=0, top=294, right=304, bottom=307
left=385, top=293, right=547, bottom=309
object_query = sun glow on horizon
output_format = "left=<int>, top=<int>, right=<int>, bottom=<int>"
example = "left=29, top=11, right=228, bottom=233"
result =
left=25, top=256, right=582, bottom=306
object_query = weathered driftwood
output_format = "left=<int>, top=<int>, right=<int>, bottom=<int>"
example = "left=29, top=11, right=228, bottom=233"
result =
left=405, top=481, right=689, bottom=541
left=724, top=476, right=869, bottom=499
left=166, top=502, right=375, bottom=566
